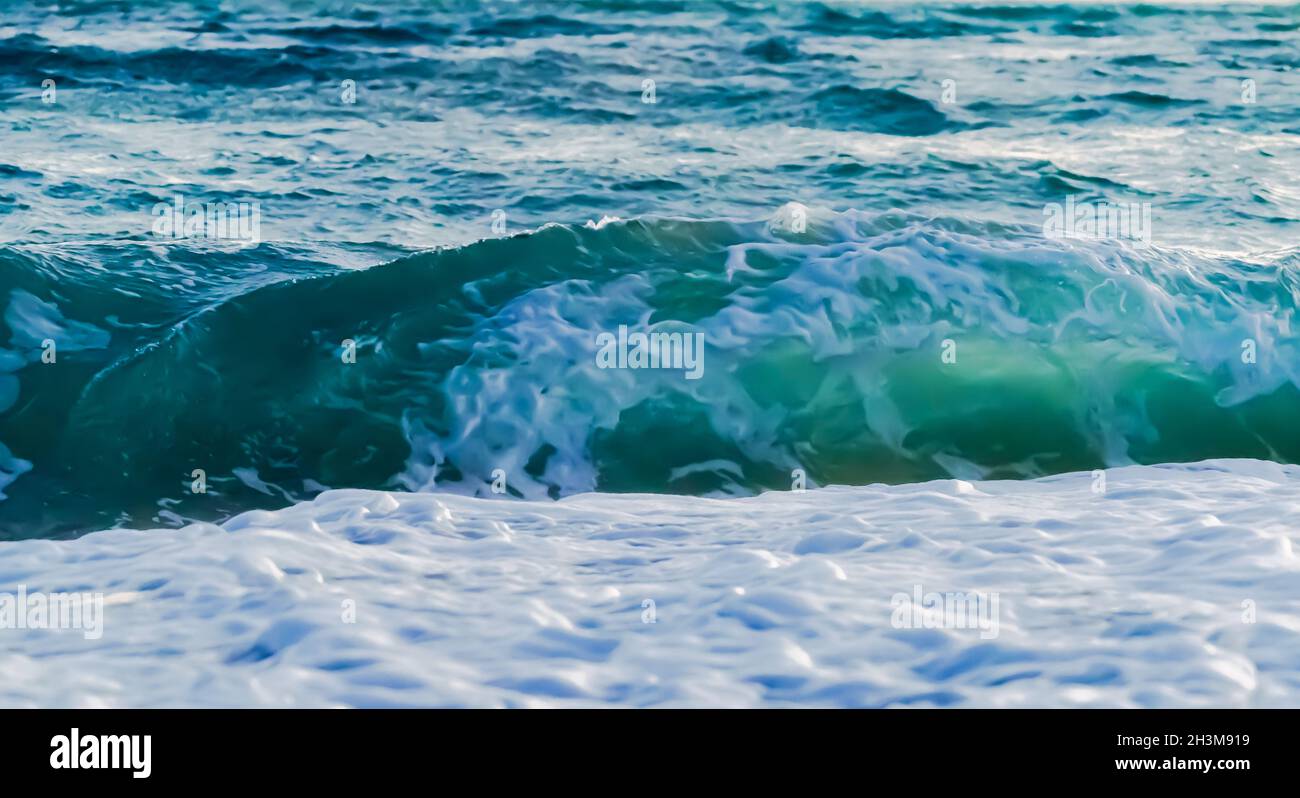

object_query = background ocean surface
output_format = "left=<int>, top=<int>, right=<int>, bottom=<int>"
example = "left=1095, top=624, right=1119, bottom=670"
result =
left=3, top=0, right=1300, bottom=537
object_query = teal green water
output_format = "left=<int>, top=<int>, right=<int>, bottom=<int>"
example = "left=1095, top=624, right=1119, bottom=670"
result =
left=2, top=1, right=1300, bottom=536
left=3, top=211, right=1299, bottom=535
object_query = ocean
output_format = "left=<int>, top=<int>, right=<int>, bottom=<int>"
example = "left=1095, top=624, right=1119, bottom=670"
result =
left=1, top=1, right=1298, bottom=707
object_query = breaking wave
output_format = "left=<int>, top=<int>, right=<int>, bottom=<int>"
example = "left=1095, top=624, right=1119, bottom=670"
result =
left=3, top=207, right=1299, bottom=535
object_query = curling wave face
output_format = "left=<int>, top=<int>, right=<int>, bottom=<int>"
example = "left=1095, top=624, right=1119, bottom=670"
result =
left=3, top=0, right=1300, bottom=535
left=2, top=208, right=1300, bottom=535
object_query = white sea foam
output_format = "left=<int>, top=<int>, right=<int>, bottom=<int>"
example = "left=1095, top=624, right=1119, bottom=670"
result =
left=0, top=459, right=1297, bottom=708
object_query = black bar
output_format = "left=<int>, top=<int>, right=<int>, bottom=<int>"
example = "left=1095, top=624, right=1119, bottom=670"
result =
left=5, top=709, right=1284, bottom=785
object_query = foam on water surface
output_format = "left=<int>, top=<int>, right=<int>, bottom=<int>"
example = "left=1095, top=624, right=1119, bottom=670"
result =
left=1, top=460, right=1297, bottom=707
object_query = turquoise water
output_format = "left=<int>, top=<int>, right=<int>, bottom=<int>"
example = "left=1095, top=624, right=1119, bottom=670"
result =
left=1, top=1, right=1299, bottom=536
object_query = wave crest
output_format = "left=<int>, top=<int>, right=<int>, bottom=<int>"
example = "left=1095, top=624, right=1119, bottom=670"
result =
left=3, top=209, right=1300, bottom=533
